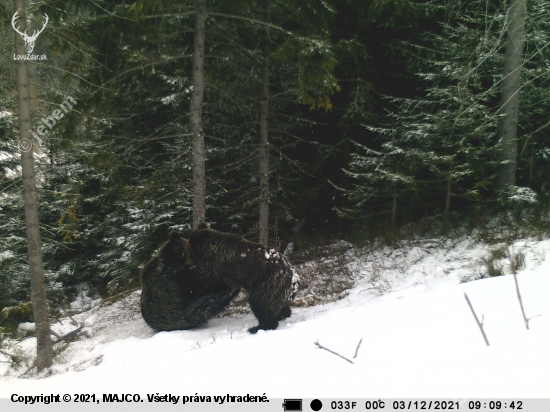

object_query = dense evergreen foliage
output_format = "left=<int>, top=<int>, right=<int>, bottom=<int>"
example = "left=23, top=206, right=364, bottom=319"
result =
left=1, top=0, right=550, bottom=330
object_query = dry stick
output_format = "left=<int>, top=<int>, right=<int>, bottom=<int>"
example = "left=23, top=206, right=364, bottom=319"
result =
left=67, top=314, right=80, bottom=326
left=18, top=364, right=36, bottom=378
left=0, top=349, right=21, bottom=364
left=503, top=232, right=530, bottom=330
left=50, top=323, right=83, bottom=342
left=101, top=287, right=141, bottom=304
left=60, top=305, right=81, bottom=328
left=464, top=293, right=490, bottom=347
left=57, top=324, right=83, bottom=341
left=314, top=340, right=354, bottom=364
left=353, top=338, right=363, bottom=359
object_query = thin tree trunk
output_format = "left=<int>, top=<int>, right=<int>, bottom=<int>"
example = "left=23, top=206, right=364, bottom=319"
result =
left=391, top=184, right=397, bottom=231
left=424, top=194, right=429, bottom=219
left=497, top=0, right=527, bottom=189
left=444, top=178, right=451, bottom=219
left=528, top=141, right=534, bottom=189
left=258, top=0, right=270, bottom=246
left=13, top=0, right=53, bottom=372
left=190, top=0, right=206, bottom=228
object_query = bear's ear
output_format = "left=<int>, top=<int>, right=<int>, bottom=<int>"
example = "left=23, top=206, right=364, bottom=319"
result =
left=197, top=222, right=210, bottom=230
left=168, top=231, right=181, bottom=243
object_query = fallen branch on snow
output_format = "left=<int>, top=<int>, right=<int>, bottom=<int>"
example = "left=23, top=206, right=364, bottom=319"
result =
left=464, top=293, right=490, bottom=347
left=314, top=340, right=354, bottom=364
left=0, top=349, right=21, bottom=364
left=51, top=323, right=83, bottom=342
left=18, top=363, right=36, bottom=378
left=503, top=232, right=530, bottom=330
left=353, top=338, right=363, bottom=359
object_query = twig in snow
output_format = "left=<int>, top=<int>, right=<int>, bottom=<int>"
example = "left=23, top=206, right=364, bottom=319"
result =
left=353, top=338, right=363, bottom=358
left=67, top=314, right=79, bottom=326
left=18, top=363, right=36, bottom=378
left=503, top=232, right=530, bottom=330
left=51, top=323, right=83, bottom=342
left=314, top=340, right=354, bottom=364
left=0, top=349, right=21, bottom=364
left=464, top=293, right=490, bottom=347
left=59, top=324, right=83, bottom=341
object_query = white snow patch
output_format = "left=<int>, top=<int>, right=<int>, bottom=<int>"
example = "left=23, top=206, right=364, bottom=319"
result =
left=18, top=323, right=36, bottom=332
left=161, top=94, right=177, bottom=105
left=0, top=250, right=14, bottom=262
left=283, top=241, right=294, bottom=255
left=1, top=236, right=549, bottom=398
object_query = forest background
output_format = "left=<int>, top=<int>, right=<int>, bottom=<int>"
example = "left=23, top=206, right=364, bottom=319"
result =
left=1, top=0, right=550, bottom=359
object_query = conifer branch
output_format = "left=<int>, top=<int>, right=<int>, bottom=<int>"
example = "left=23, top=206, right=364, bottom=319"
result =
left=207, top=12, right=294, bottom=34
left=88, top=0, right=138, bottom=22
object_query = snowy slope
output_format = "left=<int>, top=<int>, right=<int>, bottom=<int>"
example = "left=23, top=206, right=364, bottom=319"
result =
left=1, top=236, right=549, bottom=398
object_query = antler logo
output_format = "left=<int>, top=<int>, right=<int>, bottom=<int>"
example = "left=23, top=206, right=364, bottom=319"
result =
left=12, top=11, right=48, bottom=54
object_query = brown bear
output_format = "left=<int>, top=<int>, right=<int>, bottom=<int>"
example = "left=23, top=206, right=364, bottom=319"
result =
left=140, top=231, right=240, bottom=331
left=185, top=224, right=299, bottom=333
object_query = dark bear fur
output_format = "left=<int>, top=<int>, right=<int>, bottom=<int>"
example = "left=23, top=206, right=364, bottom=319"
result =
left=140, top=231, right=240, bottom=331
left=185, top=225, right=299, bottom=333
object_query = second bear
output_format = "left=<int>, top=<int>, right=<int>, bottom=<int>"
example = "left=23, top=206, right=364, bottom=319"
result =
left=185, top=224, right=299, bottom=333
left=140, top=231, right=240, bottom=331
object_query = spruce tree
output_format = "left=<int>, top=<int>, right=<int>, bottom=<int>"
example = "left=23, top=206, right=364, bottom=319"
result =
left=12, top=0, right=53, bottom=372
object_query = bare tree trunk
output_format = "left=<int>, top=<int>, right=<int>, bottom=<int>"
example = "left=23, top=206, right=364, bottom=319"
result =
left=190, top=0, right=206, bottom=228
left=444, top=178, right=451, bottom=219
left=497, top=0, right=527, bottom=189
left=13, top=0, right=53, bottom=372
left=258, top=1, right=270, bottom=246
left=391, top=184, right=397, bottom=231
left=528, top=141, right=534, bottom=189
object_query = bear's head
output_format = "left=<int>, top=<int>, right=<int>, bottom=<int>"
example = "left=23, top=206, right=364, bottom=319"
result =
left=157, top=231, right=189, bottom=266
left=184, top=223, right=213, bottom=266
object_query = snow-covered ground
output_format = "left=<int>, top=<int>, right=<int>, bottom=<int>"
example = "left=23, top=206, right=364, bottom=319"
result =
left=1, top=235, right=549, bottom=399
